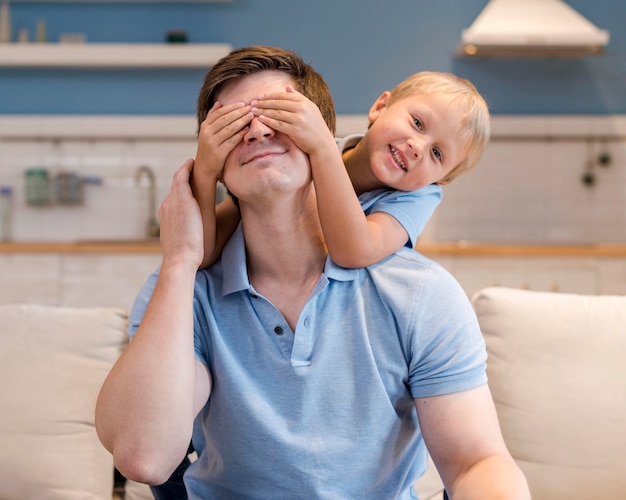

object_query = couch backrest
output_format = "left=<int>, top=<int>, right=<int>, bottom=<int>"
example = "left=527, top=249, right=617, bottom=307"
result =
left=472, top=287, right=626, bottom=500
left=0, top=304, right=128, bottom=500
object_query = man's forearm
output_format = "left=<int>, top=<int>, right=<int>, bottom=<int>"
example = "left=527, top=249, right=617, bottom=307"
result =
left=450, top=455, right=531, bottom=500
left=95, top=260, right=199, bottom=484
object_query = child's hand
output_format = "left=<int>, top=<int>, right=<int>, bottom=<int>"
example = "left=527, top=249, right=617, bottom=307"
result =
left=251, top=87, right=335, bottom=157
left=195, top=101, right=254, bottom=179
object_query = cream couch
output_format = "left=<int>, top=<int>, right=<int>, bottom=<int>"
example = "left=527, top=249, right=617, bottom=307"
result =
left=0, top=303, right=153, bottom=500
left=418, top=287, right=626, bottom=500
left=1, top=287, right=624, bottom=499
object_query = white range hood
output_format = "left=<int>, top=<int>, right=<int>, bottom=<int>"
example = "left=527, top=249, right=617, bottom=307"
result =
left=459, top=0, right=610, bottom=57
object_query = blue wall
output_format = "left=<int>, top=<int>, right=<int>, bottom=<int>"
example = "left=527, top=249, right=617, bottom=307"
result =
left=1, top=0, right=624, bottom=115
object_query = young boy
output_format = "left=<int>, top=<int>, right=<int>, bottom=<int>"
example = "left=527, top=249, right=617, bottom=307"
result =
left=191, top=70, right=490, bottom=269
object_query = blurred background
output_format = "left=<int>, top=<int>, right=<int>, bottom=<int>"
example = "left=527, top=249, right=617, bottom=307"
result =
left=0, top=0, right=624, bottom=305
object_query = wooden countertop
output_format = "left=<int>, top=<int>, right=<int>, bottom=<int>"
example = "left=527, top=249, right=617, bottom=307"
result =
left=1, top=240, right=626, bottom=257
left=0, top=240, right=162, bottom=254
left=415, top=241, right=626, bottom=257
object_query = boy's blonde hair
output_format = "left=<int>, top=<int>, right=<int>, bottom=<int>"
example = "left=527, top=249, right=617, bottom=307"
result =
left=388, top=71, right=490, bottom=184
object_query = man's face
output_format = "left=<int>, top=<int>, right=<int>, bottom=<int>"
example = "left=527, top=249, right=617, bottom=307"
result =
left=219, top=70, right=312, bottom=204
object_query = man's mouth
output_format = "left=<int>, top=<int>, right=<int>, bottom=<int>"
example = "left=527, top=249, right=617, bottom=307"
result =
left=389, top=146, right=407, bottom=171
left=243, top=148, right=286, bottom=165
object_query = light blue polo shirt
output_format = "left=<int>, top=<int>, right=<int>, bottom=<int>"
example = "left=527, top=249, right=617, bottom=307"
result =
left=128, top=226, right=486, bottom=499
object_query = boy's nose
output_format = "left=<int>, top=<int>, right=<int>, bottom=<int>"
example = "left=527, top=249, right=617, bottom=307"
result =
left=244, top=116, right=275, bottom=144
left=407, top=137, right=427, bottom=159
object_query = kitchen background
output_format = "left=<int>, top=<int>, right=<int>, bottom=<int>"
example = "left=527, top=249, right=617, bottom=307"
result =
left=0, top=0, right=625, bottom=306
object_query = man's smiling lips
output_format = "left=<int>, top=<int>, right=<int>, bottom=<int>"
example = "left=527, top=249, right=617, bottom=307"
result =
left=389, top=145, right=408, bottom=171
left=242, top=147, right=287, bottom=166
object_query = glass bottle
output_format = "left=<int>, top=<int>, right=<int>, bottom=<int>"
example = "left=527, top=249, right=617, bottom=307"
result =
left=0, top=185, right=13, bottom=242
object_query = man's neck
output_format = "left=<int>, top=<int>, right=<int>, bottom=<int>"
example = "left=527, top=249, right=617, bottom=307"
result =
left=240, top=192, right=327, bottom=330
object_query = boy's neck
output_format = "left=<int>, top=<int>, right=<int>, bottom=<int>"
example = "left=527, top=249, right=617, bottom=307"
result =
left=342, top=140, right=384, bottom=195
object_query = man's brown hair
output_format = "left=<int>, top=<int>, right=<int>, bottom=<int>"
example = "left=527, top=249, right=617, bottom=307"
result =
left=197, top=45, right=336, bottom=134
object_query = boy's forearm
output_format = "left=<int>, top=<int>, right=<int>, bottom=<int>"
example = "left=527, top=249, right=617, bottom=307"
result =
left=310, top=146, right=376, bottom=267
left=190, top=168, right=220, bottom=268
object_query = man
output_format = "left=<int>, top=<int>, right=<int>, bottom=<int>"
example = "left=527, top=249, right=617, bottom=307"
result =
left=95, top=46, right=529, bottom=499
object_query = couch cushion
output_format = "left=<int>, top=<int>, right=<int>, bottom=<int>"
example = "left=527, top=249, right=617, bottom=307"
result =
left=472, top=287, right=626, bottom=500
left=0, top=304, right=128, bottom=500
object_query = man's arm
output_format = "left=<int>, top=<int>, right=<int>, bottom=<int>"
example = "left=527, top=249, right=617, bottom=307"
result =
left=192, top=101, right=251, bottom=268
left=415, top=385, right=530, bottom=499
left=254, top=88, right=409, bottom=268
left=96, top=160, right=211, bottom=485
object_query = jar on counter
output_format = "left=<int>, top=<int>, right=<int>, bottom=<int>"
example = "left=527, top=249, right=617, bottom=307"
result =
left=55, top=171, right=83, bottom=205
left=0, top=185, right=13, bottom=242
left=25, top=168, right=50, bottom=206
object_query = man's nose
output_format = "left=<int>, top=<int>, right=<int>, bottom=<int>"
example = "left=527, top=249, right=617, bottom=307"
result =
left=244, top=116, right=275, bottom=144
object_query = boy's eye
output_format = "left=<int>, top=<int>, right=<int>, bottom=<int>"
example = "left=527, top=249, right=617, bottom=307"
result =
left=432, top=148, right=442, bottom=162
left=412, top=117, right=423, bottom=130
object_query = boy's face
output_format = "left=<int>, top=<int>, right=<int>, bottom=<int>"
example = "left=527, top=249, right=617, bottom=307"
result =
left=365, top=91, right=470, bottom=191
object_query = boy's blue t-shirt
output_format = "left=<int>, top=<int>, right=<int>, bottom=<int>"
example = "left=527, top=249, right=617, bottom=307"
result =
left=337, top=134, right=442, bottom=247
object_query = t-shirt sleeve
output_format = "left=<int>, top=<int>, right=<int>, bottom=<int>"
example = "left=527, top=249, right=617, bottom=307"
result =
left=360, top=185, right=443, bottom=247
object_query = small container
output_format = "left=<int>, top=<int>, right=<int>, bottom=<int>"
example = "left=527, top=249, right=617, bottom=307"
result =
left=55, top=171, right=83, bottom=205
left=0, top=185, right=13, bottom=242
left=25, top=168, right=50, bottom=206
left=165, top=30, right=188, bottom=43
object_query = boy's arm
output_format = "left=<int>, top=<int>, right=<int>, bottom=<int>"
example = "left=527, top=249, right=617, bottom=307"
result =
left=254, top=89, right=408, bottom=268
left=192, top=101, right=251, bottom=268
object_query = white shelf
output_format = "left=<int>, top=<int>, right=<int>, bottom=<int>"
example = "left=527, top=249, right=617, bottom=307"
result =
left=0, top=43, right=233, bottom=68
left=12, top=1, right=231, bottom=2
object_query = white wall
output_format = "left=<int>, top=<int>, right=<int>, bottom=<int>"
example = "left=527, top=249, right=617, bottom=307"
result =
left=426, top=116, right=626, bottom=243
left=0, top=115, right=625, bottom=243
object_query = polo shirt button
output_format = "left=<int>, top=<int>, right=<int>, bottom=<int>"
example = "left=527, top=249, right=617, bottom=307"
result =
left=274, top=326, right=283, bottom=335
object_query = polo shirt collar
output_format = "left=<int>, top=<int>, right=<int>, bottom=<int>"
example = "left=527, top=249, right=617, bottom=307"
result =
left=221, top=225, right=359, bottom=296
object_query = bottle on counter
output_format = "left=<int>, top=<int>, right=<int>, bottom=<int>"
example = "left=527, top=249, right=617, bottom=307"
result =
left=0, top=185, right=13, bottom=242
left=0, top=0, right=12, bottom=43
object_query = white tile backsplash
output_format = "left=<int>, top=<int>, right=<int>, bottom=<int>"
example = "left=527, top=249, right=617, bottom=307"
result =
left=0, top=114, right=625, bottom=243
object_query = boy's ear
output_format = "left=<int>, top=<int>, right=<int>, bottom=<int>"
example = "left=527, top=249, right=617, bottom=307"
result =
left=368, top=91, right=392, bottom=124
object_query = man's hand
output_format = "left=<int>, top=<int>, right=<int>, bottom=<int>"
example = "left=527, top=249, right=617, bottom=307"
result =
left=251, top=86, right=335, bottom=157
left=195, top=101, right=254, bottom=182
left=159, top=159, right=204, bottom=270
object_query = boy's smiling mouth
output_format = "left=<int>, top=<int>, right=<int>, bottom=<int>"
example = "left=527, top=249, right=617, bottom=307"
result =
left=389, top=146, right=407, bottom=171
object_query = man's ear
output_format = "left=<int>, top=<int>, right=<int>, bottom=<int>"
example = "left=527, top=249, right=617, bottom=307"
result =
left=368, top=91, right=392, bottom=124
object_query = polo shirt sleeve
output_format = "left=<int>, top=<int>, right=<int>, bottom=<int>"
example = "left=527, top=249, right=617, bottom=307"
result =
left=406, top=262, right=487, bottom=398
left=128, top=266, right=213, bottom=370
left=127, top=267, right=160, bottom=341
